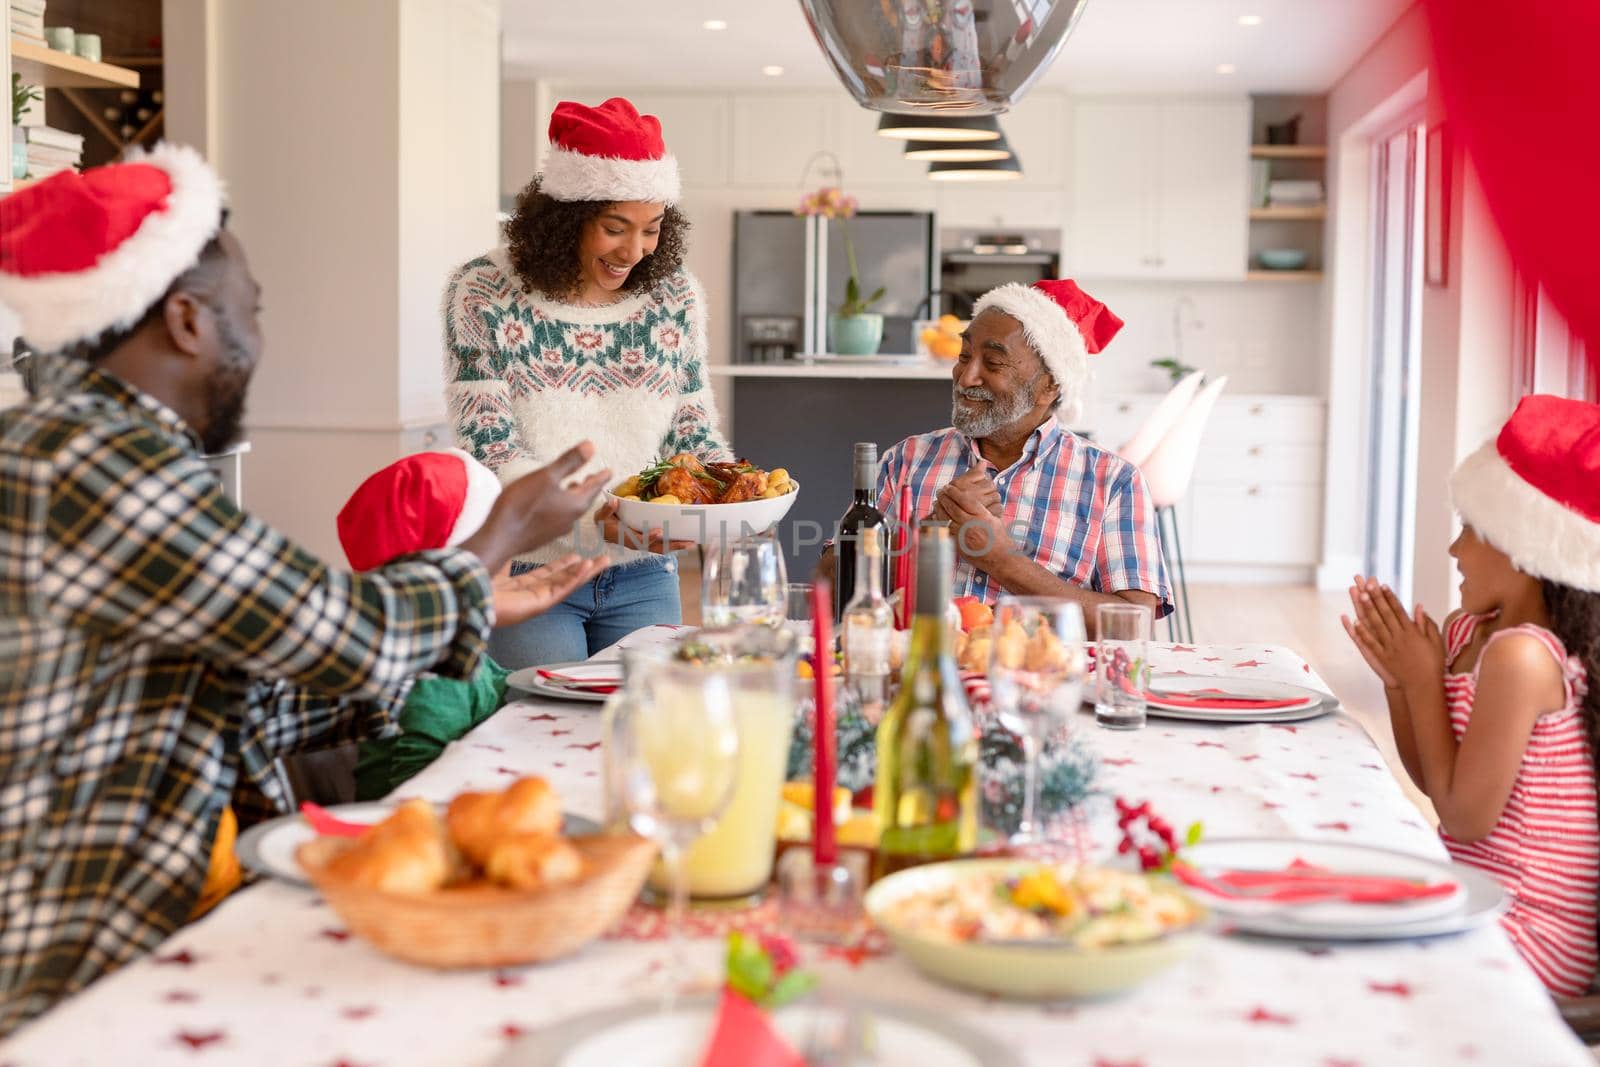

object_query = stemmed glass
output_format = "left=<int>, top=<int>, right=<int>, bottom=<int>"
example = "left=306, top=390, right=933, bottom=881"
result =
left=607, top=670, right=740, bottom=1007
left=702, top=531, right=788, bottom=627
left=986, top=597, right=1088, bottom=851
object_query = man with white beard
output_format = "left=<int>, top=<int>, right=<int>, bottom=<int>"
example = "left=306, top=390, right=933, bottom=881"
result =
left=873, top=279, right=1170, bottom=635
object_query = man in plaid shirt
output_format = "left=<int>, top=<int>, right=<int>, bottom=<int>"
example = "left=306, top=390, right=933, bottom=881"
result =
left=877, top=280, right=1170, bottom=633
left=0, top=147, right=611, bottom=1034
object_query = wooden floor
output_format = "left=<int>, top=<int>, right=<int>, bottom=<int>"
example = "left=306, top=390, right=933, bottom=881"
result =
left=678, top=561, right=1438, bottom=825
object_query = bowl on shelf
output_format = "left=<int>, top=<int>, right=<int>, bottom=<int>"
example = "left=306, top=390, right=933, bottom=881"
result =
left=1256, top=249, right=1310, bottom=271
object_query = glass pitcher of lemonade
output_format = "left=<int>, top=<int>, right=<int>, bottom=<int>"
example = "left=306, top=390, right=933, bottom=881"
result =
left=644, top=625, right=798, bottom=901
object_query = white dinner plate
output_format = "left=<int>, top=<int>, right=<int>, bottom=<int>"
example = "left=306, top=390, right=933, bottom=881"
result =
left=506, top=660, right=617, bottom=704
left=236, top=802, right=601, bottom=887
left=1143, top=674, right=1333, bottom=724
left=493, top=997, right=1018, bottom=1067
left=1181, top=838, right=1506, bottom=941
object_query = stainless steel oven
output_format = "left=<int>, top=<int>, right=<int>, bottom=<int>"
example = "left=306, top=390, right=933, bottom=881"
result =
left=937, top=227, right=1061, bottom=316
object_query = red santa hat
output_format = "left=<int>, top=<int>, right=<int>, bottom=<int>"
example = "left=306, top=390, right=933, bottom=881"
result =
left=0, top=143, right=224, bottom=354
left=539, top=97, right=681, bottom=205
left=336, top=449, right=502, bottom=572
left=1450, top=393, right=1600, bottom=592
left=972, top=279, right=1124, bottom=422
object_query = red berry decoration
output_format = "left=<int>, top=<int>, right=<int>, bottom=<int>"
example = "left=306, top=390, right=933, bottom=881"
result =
left=1115, top=797, right=1201, bottom=872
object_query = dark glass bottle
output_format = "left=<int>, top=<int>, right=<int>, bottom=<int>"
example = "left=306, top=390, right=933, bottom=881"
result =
left=834, top=442, right=889, bottom=623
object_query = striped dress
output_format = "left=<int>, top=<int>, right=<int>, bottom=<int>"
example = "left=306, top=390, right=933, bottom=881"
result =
left=1440, top=612, right=1599, bottom=996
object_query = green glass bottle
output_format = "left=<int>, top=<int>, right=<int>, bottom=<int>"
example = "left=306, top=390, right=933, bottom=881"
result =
left=873, top=525, right=978, bottom=878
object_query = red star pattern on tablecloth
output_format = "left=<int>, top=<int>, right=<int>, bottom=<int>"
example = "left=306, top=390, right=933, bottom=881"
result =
left=1093, top=1059, right=1146, bottom=1067
left=1246, top=1006, right=1296, bottom=1025
left=568, top=742, right=603, bottom=751
left=493, top=971, right=524, bottom=989
left=341, top=1005, right=378, bottom=1020
left=1290, top=771, right=1319, bottom=781
left=1103, top=757, right=1136, bottom=767
left=1317, top=822, right=1353, bottom=832
left=162, top=989, right=199, bottom=1004
left=499, top=1023, right=528, bottom=1041
left=1367, top=980, right=1412, bottom=997
left=154, top=949, right=200, bottom=966
left=1273, top=725, right=1303, bottom=734
left=524, top=713, right=558, bottom=723
left=1194, top=741, right=1226, bottom=749
left=174, top=1030, right=226, bottom=1050
left=1169, top=645, right=1197, bottom=653
left=549, top=729, right=572, bottom=737
left=1240, top=755, right=1262, bottom=762
left=471, top=743, right=504, bottom=753
left=1234, top=659, right=1265, bottom=669
left=320, top=928, right=351, bottom=943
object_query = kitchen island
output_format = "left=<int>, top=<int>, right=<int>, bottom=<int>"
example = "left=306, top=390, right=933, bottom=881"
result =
left=712, top=358, right=956, bottom=577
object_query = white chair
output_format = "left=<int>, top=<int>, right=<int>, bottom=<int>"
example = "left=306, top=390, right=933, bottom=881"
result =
left=1116, top=370, right=1205, bottom=468
left=1139, top=375, right=1228, bottom=643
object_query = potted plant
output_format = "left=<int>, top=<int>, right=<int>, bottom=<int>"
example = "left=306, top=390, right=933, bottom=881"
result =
left=796, top=184, right=886, bottom=356
left=12, top=74, right=41, bottom=181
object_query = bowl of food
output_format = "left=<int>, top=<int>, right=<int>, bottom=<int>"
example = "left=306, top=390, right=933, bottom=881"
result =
left=296, top=778, right=655, bottom=968
left=865, top=859, right=1205, bottom=999
left=605, top=453, right=798, bottom=545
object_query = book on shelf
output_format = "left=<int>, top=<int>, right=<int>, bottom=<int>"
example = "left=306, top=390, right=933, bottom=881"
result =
left=9, top=0, right=48, bottom=16
left=24, top=126, right=84, bottom=152
left=9, top=13, right=45, bottom=36
left=24, top=162, right=76, bottom=181
left=11, top=30, right=47, bottom=46
left=26, top=144, right=81, bottom=168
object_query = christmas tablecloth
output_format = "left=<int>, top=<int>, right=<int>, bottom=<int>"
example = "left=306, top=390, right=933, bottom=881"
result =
left=1, top=643, right=1589, bottom=1067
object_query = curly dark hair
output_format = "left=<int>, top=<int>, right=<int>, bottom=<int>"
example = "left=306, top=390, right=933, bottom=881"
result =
left=502, top=176, right=689, bottom=300
left=1540, top=578, right=1600, bottom=950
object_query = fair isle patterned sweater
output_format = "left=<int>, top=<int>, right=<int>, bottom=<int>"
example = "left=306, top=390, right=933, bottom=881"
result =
left=443, top=249, right=731, bottom=565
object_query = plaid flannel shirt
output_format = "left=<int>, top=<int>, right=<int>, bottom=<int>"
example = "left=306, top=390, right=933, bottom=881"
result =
left=877, top=417, right=1172, bottom=614
left=0, top=356, right=494, bottom=1036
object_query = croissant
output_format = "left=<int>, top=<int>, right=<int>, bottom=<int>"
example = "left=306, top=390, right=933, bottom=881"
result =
left=322, top=798, right=452, bottom=894
left=483, top=833, right=585, bottom=891
left=447, top=776, right=562, bottom=866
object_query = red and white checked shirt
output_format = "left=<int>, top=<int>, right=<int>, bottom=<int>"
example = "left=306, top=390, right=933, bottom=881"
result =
left=876, top=417, right=1172, bottom=613
left=1441, top=612, right=1598, bottom=997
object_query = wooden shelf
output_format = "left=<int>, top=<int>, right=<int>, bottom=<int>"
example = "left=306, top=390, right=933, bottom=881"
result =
left=10, top=38, right=139, bottom=89
left=1250, top=145, right=1328, bottom=160
left=1250, top=205, right=1326, bottom=221
left=1246, top=270, right=1323, bottom=281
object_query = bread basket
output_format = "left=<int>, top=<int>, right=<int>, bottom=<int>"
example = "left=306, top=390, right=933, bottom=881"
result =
left=296, top=832, right=656, bottom=968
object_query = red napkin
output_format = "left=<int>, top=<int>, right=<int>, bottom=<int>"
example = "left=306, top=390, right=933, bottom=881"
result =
left=1172, top=859, right=1458, bottom=905
left=1146, top=687, right=1303, bottom=710
left=699, top=988, right=806, bottom=1067
left=300, top=802, right=371, bottom=838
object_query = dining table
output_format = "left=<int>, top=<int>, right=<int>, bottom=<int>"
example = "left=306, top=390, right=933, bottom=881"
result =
left=1, top=639, right=1591, bottom=1067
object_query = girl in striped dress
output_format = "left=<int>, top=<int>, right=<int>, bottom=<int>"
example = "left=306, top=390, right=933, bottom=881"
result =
left=1342, top=394, right=1600, bottom=996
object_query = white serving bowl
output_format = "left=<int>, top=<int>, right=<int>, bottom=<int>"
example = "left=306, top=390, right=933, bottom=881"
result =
left=604, top=482, right=799, bottom=546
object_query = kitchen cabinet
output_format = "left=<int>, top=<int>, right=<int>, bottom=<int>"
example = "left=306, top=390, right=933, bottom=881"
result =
left=1092, top=393, right=1325, bottom=575
left=1068, top=99, right=1249, bottom=280
left=635, top=94, right=731, bottom=188
left=731, top=94, right=834, bottom=187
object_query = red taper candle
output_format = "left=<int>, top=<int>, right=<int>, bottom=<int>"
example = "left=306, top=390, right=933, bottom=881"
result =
left=808, top=580, right=837, bottom=866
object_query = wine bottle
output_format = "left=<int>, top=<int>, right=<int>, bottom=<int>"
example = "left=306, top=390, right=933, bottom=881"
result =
left=833, top=442, right=888, bottom=624
left=841, top=526, right=894, bottom=722
left=873, top=525, right=978, bottom=879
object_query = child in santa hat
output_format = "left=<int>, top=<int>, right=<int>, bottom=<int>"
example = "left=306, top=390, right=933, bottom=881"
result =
left=1343, top=394, right=1600, bottom=995
left=336, top=450, right=606, bottom=799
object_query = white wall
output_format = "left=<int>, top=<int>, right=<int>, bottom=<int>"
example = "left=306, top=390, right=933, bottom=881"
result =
left=168, top=0, right=501, bottom=561
left=1321, top=3, right=1520, bottom=607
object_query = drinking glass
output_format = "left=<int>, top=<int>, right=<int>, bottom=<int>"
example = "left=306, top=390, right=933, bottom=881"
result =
left=986, top=597, right=1087, bottom=848
left=701, top=531, right=787, bottom=627
left=608, top=671, right=740, bottom=1006
left=784, top=582, right=815, bottom=656
left=646, top=625, right=799, bottom=903
left=1095, top=603, right=1153, bottom=730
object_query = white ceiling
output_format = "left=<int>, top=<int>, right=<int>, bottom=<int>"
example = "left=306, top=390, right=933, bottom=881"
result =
left=502, top=0, right=1409, bottom=94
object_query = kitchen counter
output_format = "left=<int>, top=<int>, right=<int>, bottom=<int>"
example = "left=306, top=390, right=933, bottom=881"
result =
left=711, top=356, right=953, bottom=381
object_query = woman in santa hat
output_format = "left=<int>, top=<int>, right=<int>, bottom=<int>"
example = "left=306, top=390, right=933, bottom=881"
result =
left=443, top=97, right=731, bottom=667
left=1344, top=394, right=1600, bottom=996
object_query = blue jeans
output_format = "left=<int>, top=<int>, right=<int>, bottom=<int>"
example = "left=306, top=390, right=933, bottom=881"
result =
left=488, top=555, right=681, bottom=668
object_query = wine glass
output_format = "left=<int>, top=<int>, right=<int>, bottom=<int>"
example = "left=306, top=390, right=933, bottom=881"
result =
left=607, top=671, right=740, bottom=1007
left=702, top=531, right=788, bottom=627
left=986, top=597, right=1088, bottom=851
left=784, top=581, right=815, bottom=656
